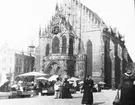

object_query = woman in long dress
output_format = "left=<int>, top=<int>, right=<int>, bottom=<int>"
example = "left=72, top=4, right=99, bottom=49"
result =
left=119, top=69, right=135, bottom=105
left=81, top=75, right=94, bottom=105
left=60, top=78, right=72, bottom=98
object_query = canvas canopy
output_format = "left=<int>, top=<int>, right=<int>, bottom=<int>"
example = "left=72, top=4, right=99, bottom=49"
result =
left=68, top=77, right=80, bottom=81
left=17, top=71, right=48, bottom=77
left=48, top=75, right=59, bottom=81
left=36, top=77, right=48, bottom=80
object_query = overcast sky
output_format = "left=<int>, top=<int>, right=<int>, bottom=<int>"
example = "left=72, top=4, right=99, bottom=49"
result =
left=0, top=0, right=135, bottom=61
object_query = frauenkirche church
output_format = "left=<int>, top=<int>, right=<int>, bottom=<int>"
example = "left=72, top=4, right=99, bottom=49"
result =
left=38, top=0, right=132, bottom=88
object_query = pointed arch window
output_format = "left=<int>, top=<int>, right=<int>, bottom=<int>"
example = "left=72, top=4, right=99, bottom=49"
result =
left=52, top=36, right=60, bottom=53
left=46, top=44, right=50, bottom=56
left=86, top=39, right=93, bottom=76
left=62, top=36, right=67, bottom=54
left=86, top=40, right=92, bottom=56
left=69, top=37, right=74, bottom=55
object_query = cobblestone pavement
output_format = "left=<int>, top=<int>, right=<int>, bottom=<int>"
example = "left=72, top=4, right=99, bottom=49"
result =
left=0, top=90, right=117, bottom=105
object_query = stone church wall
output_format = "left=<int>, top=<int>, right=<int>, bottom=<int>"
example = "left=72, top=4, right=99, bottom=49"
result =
left=82, top=30, right=103, bottom=81
left=39, top=37, right=47, bottom=71
left=37, top=0, right=132, bottom=88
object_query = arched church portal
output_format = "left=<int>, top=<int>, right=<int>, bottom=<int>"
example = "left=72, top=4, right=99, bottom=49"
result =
left=45, top=61, right=61, bottom=75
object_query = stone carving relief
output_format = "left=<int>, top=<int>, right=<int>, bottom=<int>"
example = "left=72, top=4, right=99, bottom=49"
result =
left=45, top=62, right=60, bottom=75
left=78, top=62, right=85, bottom=70
left=77, top=54, right=86, bottom=60
left=52, top=26, right=61, bottom=35
left=51, top=14, right=61, bottom=26
left=44, top=60, right=69, bottom=76
left=75, top=61, right=85, bottom=78
left=50, top=64, right=58, bottom=74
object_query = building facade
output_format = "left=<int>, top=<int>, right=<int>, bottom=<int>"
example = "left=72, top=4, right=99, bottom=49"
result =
left=0, top=43, right=35, bottom=82
left=14, top=52, right=35, bottom=77
left=39, top=0, right=132, bottom=88
left=0, top=43, right=16, bottom=81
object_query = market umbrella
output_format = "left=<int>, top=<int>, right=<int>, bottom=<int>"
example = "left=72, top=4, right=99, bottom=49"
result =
left=78, top=81, right=84, bottom=84
left=68, top=77, right=80, bottom=81
left=48, top=75, right=59, bottom=81
left=18, top=80, right=23, bottom=84
left=11, top=84, right=18, bottom=88
left=17, top=71, right=48, bottom=77
left=36, top=77, right=48, bottom=80
left=98, top=81, right=106, bottom=85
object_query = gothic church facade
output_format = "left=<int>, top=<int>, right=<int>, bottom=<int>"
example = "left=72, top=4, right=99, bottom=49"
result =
left=38, top=0, right=132, bottom=88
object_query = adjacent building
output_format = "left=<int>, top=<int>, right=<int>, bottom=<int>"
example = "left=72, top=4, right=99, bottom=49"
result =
left=14, top=52, right=35, bottom=77
left=0, top=43, right=35, bottom=82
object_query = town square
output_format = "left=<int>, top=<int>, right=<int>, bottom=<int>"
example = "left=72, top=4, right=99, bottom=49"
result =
left=0, top=0, right=135, bottom=105
left=0, top=90, right=117, bottom=105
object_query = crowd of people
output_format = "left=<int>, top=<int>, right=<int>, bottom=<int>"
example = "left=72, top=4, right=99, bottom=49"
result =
left=53, top=74, right=95, bottom=105
left=54, top=77, right=73, bottom=99
left=3, top=66, right=135, bottom=105
left=0, top=72, right=96, bottom=104
left=10, top=79, right=55, bottom=95
left=5, top=75, right=80, bottom=98
left=80, top=64, right=135, bottom=105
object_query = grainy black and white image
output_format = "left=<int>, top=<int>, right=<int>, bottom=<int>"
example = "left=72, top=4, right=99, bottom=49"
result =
left=0, top=0, right=135, bottom=105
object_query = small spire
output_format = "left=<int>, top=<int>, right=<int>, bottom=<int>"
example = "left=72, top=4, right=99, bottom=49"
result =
left=52, top=16, right=54, bottom=21
left=59, top=3, right=63, bottom=13
left=51, top=16, right=53, bottom=21
left=47, top=25, right=50, bottom=30
left=50, top=18, right=52, bottom=25
left=55, top=2, right=59, bottom=11
left=45, top=26, right=47, bottom=33
left=42, top=28, right=45, bottom=36
left=122, top=35, right=125, bottom=42
left=39, top=25, right=41, bottom=36
left=44, top=25, right=46, bottom=31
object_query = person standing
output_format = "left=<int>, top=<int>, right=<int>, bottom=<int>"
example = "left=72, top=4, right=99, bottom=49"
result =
left=118, top=69, right=135, bottom=105
left=60, top=78, right=72, bottom=99
left=81, top=75, right=94, bottom=105
left=38, top=81, right=44, bottom=96
left=54, top=77, right=61, bottom=99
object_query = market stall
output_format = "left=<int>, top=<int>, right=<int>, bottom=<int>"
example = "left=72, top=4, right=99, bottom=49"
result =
left=11, top=71, right=49, bottom=98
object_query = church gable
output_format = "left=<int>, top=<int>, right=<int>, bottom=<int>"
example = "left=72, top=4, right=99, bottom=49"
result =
left=43, top=12, right=76, bottom=39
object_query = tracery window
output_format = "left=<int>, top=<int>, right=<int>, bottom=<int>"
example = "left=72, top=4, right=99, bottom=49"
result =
left=52, top=36, right=60, bottom=53
left=69, top=37, right=74, bottom=55
left=46, top=44, right=50, bottom=56
left=62, top=36, right=67, bottom=54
